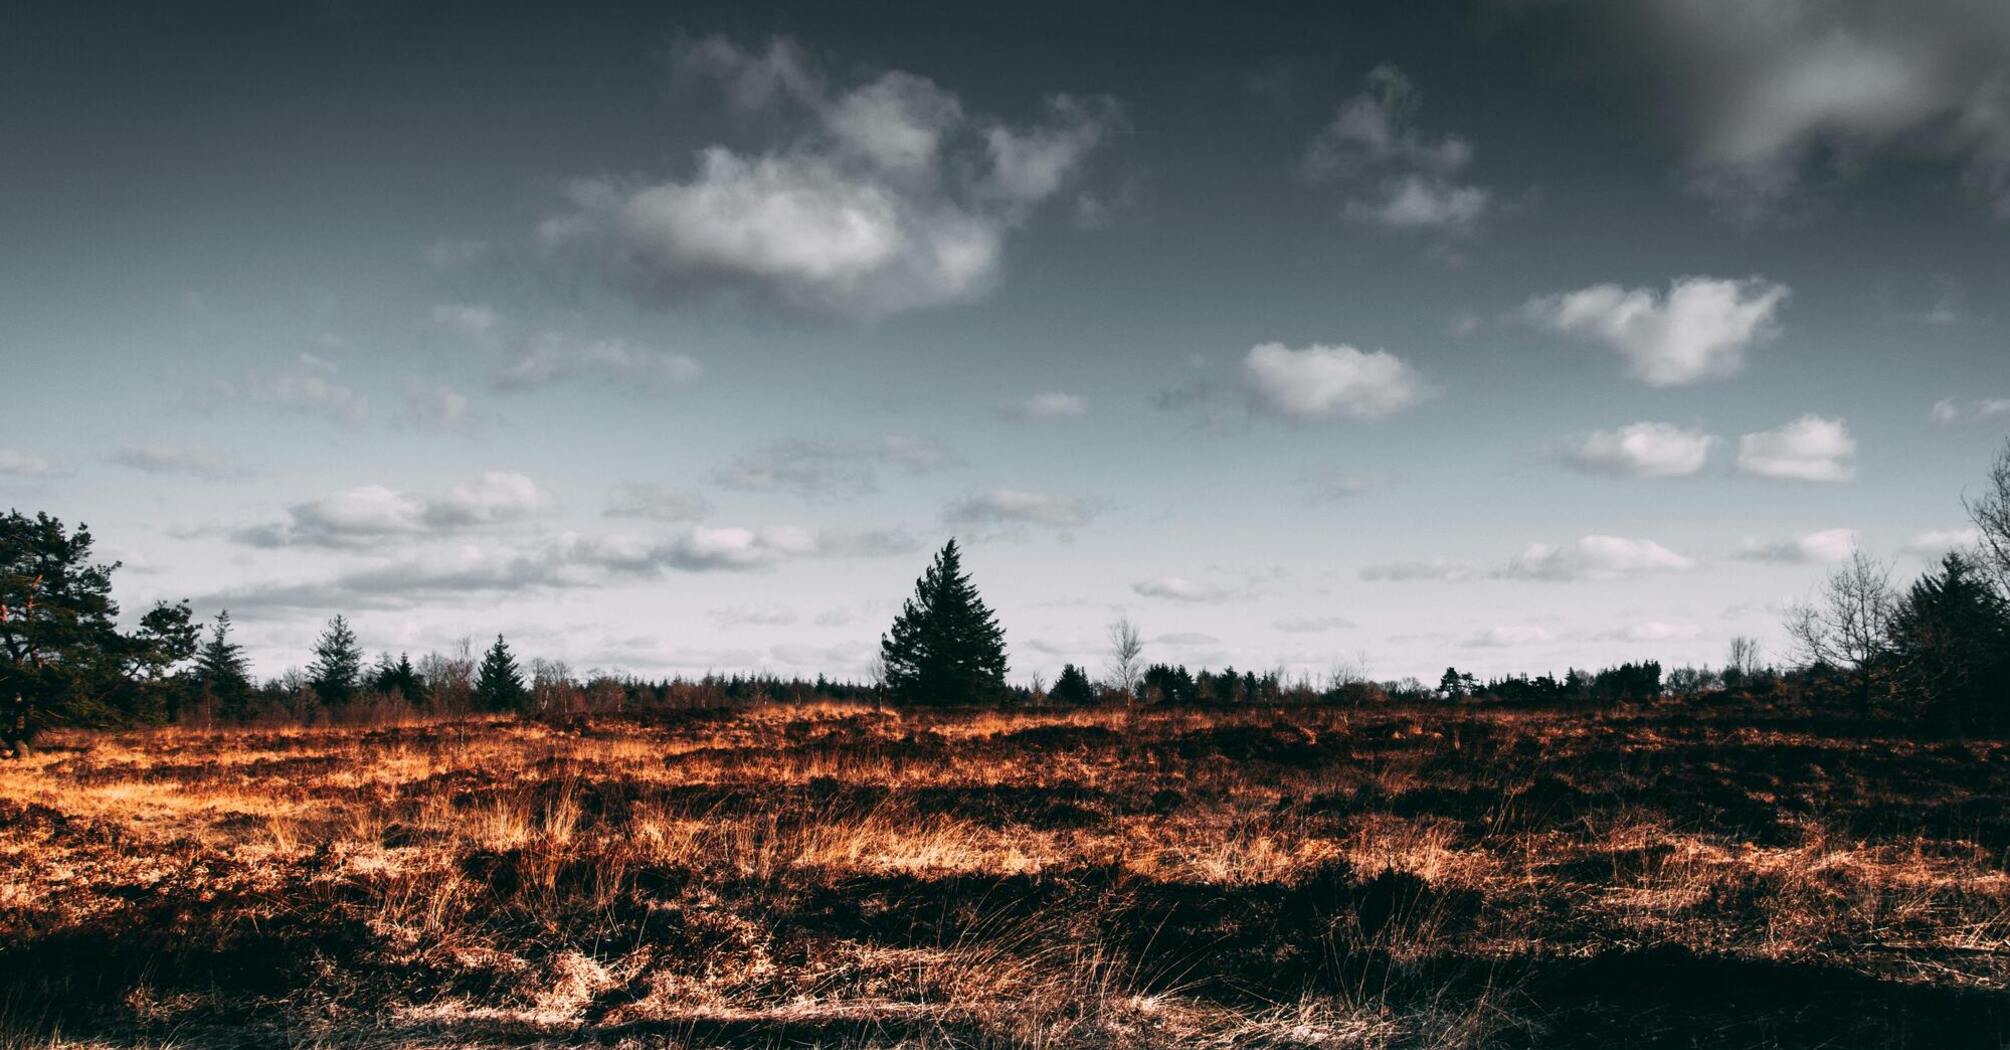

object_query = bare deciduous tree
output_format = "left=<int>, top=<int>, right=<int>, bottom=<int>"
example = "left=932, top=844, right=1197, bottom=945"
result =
left=1966, top=438, right=2010, bottom=593
left=1326, top=652, right=1370, bottom=690
left=1105, top=616, right=1143, bottom=699
left=1726, top=635, right=1762, bottom=677
left=1784, top=549, right=1895, bottom=712
left=419, top=635, right=475, bottom=713
left=531, top=657, right=578, bottom=715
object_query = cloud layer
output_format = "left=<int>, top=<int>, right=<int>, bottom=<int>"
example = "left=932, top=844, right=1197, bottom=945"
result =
left=235, top=472, right=553, bottom=549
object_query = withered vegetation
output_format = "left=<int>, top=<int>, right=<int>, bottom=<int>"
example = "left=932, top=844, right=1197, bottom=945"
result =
left=0, top=701, right=2006, bottom=1047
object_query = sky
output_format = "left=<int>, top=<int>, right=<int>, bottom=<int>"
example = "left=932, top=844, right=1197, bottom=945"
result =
left=2, top=0, right=2007, bottom=684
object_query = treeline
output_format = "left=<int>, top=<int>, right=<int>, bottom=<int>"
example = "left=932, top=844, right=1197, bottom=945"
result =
left=1041, top=658, right=1766, bottom=707
left=6, top=440, right=2010, bottom=733
left=177, top=616, right=884, bottom=726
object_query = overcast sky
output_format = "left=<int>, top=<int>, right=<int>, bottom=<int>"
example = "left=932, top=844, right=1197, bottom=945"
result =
left=4, top=0, right=2006, bottom=683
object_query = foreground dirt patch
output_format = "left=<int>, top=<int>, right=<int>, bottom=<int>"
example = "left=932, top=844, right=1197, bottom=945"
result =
left=0, top=703, right=2005, bottom=1047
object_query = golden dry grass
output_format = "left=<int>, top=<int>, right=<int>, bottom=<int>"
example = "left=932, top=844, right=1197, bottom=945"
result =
left=0, top=702, right=2005, bottom=1047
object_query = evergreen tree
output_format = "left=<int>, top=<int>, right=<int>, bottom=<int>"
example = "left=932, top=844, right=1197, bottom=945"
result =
left=1141, top=662, right=1198, bottom=704
left=474, top=634, right=527, bottom=712
left=193, top=610, right=253, bottom=720
left=879, top=539, right=1008, bottom=705
left=131, top=600, right=199, bottom=721
left=1888, top=552, right=2010, bottom=729
left=1051, top=663, right=1096, bottom=705
left=308, top=615, right=363, bottom=707
left=371, top=651, right=421, bottom=702
left=0, top=510, right=193, bottom=723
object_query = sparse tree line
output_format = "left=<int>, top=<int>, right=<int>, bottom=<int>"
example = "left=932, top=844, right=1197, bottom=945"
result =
left=6, top=442, right=2010, bottom=741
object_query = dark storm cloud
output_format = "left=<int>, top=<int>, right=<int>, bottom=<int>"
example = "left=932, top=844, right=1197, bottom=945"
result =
left=1571, top=0, right=2010, bottom=215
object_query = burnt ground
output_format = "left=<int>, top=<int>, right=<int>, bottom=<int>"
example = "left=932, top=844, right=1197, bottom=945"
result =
left=0, top=702, right=2005, bottom=1047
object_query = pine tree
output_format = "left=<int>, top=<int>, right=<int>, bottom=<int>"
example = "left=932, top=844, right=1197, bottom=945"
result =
left=1889, top=552, right=2010, bottom=729
left=193, top=610, right=253, bottom=719
left=880, top=539, right=1008, bottom=705
left=475, top=634, right=527, bottom=712
left=308, top=615, right=363, bottom=707
left=370, top=652, right=421, bottom=702
left=1051, top=663, right=1095, bottom=705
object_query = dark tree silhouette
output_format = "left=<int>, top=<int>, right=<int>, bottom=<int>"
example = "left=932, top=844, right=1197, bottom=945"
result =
left=372, top=652, right=422, bottom=702
left=308, top=615, right=364, bottom=707
left=1050, top=663, right=1096, bottom=705
left=132, top=601, right=199, bottom=721
left=193, top=610, right=253, bottom=719
left=475, top=635, right=527, bottom=712
left=880, top=539, right=1008, bottom=705
left=1140, top=662, right=1198, bottom=704
left=0, top=510, right=195, bottom=724
left=1889, top=552, right=2010, bottom=730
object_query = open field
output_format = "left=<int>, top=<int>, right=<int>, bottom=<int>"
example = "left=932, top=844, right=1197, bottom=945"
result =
left=1, top=702, right=2007, bottom=1048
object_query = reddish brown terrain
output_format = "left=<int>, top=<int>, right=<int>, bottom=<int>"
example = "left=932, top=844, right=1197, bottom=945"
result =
left=1, top=702, right=2006, bottom=1047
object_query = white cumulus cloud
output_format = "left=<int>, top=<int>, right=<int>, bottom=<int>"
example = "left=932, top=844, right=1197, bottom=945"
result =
left=1301, top=65, right=1492, bottom=235
left=1930, top=397, right=2010, bottom=425
left=1243, top=342, right=1428, bottom=421
left=540, top=36, right=1120, bottom=319
left=234, top=471, right=554, bottom=548
left=1131, top=577, right=1244, bottom=603
left=1735, top=528, right=1860, bottom=564
left=1000, top=392, right=1087, bottom=420
left=1500, top=535, right=1695, bottom=582
left=109, top=445, right=245, bottom=481
left=944, top=489, right=1098, bottom=530
left=1737, top=415, right=1856, bottom=482
left=1524, top=276, right=1788, bottom=386
left=1463, top=624, right=1554, bottom=648
left=0, top=449, right=57, bottom=477
left=1565, top=422, right=1716, bottom=477
left=496, top=332, right=702, bottom=393
left=1906, top=527, right=1984, bottom=559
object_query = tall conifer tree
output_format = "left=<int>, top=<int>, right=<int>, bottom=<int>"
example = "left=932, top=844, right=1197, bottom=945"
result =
left=308, top=615, right=363, bottom=707
left=193, top=609, right=252, bottom=719
left=475, top=634, right=528, bottom=712
left=880, top=539, right=1008, bottom=705
left=1889, top=552, right=2010, bottom=728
